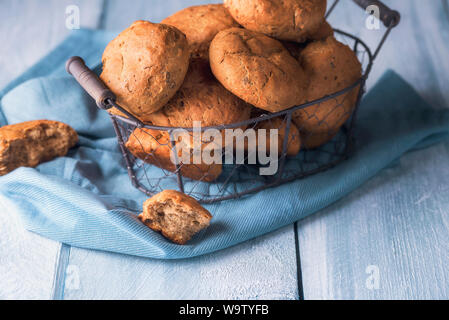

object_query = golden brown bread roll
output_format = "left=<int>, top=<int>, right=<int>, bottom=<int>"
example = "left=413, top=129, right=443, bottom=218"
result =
left=126, top=128, right=222, bottom=182
left=293, top=37, right=362, bottom=149
left=100, top=20, right=190, bottom=122
left=300, top=131, right=339, bottom=150
left=224, top=0, right=327, bottom=42
left=139, top=190, right=212, bottom=245
left=309, top=20, right=334, bottom=41
left=209, top=28, right=307, bottom=113
left=0, top=120, right=78, bottom=176
left=162, top=4, right=240, bottom=60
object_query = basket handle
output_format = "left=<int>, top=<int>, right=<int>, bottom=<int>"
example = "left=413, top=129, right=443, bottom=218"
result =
left=66, top=56, right=115, bottom=109
left=352, top=0, right=400, bottom=27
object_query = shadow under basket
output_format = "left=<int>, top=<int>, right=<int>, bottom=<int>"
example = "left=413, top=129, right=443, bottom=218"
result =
left=67, top=0, right=400, bottom=204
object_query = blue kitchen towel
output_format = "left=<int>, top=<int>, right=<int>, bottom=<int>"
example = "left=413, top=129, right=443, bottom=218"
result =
left=0, top=29, right=448, bottom=259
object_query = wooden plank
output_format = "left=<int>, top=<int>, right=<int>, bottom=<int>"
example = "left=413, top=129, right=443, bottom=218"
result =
left=0, top=200, right=60, bottom=299
left=299, top=144, right=449, bottom=299
left=0, top=0, right=103, bottom=299
left=64, top=226, right=298, bottom=300
left=298, top=0, right=449, bottom=299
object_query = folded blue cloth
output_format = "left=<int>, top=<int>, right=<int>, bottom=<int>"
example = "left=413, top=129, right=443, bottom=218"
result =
left=1, top=29, right=448, bottom=259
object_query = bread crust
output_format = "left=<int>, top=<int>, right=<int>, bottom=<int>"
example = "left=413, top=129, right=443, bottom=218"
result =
left=293, top=37, right=362, bottom=149
left=281, top=20, right=333, bottom=60
left=309, top=20, right=334, bottom=41
left=300, top=130, right=339, bottom=150
left=162, top=4, right=240, bottom=60
left=100, top=20, right=190, bottom=122
left=147, top=59, right=252, bottom=128
left=125, top=128, right=222, bottom=182
left=139, top=190, right=212, bottom=245
left=210, top=28, right=307, bottom=113
left=224, top=0, right=327, bottom=42
left=0, top=120, right=78, bottom=175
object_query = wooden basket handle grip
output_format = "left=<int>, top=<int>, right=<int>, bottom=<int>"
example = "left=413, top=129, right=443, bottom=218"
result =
left=66, top=56, right=115, bottom=109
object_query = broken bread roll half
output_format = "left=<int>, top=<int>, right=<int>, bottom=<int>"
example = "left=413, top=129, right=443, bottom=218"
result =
left=139, top=190, right=212, bottom=245
left=0, top=120, right=78, bottom=176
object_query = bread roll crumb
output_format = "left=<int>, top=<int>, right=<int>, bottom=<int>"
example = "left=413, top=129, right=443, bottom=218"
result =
left=139, top=190, right=212, bottom=245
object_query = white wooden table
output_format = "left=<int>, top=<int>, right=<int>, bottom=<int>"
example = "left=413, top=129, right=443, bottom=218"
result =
left=0, top=0, right=448, bottom=300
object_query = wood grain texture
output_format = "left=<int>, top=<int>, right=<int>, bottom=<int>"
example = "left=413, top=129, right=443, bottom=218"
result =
left=299, top=144, right=449, bottom=299
left=63, top=226, right=298, bottom=300
left=0, top=0, right=103, bottom=300
left=298, top=0, right=449, bottom=300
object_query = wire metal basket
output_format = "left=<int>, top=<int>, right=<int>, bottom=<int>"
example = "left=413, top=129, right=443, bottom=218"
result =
left=67, top=0, right=400, bottom=204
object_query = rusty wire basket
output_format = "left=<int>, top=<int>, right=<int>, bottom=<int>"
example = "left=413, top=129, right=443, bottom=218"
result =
left=67, top=0, right=400, bottom=204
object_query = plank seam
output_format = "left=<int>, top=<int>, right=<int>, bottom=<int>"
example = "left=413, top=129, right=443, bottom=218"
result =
left=294, top=222, right=305, bottom=300
left=51, top=243, right=71, bottom=300
left=97, top=0, right=110, bottom=29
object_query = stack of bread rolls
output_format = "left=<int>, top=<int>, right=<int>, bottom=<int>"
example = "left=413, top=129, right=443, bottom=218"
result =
left=100, top=0, right=362, bottom=182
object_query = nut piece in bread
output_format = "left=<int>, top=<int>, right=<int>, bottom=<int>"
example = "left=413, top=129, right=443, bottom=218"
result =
left=125, top=128, right=222, bottom=182
left=100, top=20, right=190, bottom=122
left=224, top=0, right=327, bottom=42
left=162, top=4, right=240, bottom=60
left=139, top=190, right=212, bottom=245
left=293, top=37, right=362, bottom=149
left=210, top=28, right=307, bottom=113
left=0, top=120, right=78, bottom=176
